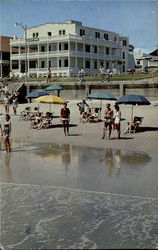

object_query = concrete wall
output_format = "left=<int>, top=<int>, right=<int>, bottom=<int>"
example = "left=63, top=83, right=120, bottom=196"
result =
left=26, top=77, right=158, bottom=101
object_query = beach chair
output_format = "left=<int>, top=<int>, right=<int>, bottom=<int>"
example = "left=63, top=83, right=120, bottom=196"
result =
left=37, top=112, right=53, bottom=129
left=125, top=116, right=144, bottom=133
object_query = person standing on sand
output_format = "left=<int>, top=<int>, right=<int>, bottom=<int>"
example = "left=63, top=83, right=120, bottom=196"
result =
left=12, top=95, right=18, bottom=115
left=61, top=103, right=70, bottom=136
left=4, top=94, right=10, bottom=114
left=3, top=114, right=11, bottom=153
left=101, top=103, right=113, bottom=140
left=114, top=104, right=121, bottom=139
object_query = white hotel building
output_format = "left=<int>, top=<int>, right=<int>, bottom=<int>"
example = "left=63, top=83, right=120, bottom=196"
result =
left=10, top=20, right=133, bottom=77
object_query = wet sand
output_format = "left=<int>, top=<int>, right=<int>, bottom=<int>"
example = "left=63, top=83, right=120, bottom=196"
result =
left=1, top=100, right=158, bottom=249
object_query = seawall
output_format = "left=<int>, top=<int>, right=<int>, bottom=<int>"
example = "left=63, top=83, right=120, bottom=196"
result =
left=26, top=77, right=158, bottom=100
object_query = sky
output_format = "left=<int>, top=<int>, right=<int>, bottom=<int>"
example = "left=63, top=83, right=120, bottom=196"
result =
left=0, top=0, right=158, bottom=54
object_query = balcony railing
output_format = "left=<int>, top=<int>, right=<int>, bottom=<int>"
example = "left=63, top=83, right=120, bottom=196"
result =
left=10, top=34, right=123, bottom=48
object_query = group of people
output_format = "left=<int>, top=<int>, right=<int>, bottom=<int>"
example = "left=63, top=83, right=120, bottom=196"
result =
left=3, top=93, right=18, bottom=115
left=101, top=103, right=121, bottom=140
left=45, top=66, right=114, bottom=84
left=77, top=99, right=121, bottom=139
left=0, top=97, right=122, bottom=153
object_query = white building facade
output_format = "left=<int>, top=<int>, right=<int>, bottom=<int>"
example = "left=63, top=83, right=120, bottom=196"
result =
left=10, top=20, right=132, bottom=77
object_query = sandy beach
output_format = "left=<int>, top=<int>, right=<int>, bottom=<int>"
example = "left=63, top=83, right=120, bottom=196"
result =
left=0, top=99, right=158, bottom=153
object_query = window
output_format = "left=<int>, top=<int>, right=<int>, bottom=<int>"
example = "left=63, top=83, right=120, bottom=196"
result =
left=41, top=46, right=45, bottom=52
left=94, top=46, right=97, bottom=53
left=123, top=40, right=127, bottom=46
left=114, top=36, right=117, bottom=42
left=95, top=32, right=100, bottom=39
left=33, top=33, right=35, bottom=38
left=100, top=61, right=104, bottom=67
left=64, top=59, right=68, bottom=67
left=106, top=62, right=109, bottom=69
left=64, top=43, right=68, bottom=50
left=48, top=32, right=52, bottom=36
left=49, top=45, right=51, bottom=51
left=106, top=47, right=109, bottom=55
left=123, top=52, right=125, bottom=59
left=59, top=59, right=61, bottom=67
left=85, top=60, right=90, bottom=68
left=49, top=61, right=51, bottom=68
left=94, top=61, right=97, bottom=69
left=59, top=43, right=61, bottom=51
left=85, top=45, right=90, bottom=53
left=104, top=33, right=108, bottom=40
left=41, top=61, right=45, bottom=68
left=80, top=29, right=85, bottom=36
left=36, top=33, right=39, bottom=38
left=59, top=30, right=66, bottom=35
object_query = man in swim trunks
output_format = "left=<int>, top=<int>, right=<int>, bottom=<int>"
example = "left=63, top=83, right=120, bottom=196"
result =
left=61, top=103, right=70, bottom=136
left=101, top=103, right=113, bottom=140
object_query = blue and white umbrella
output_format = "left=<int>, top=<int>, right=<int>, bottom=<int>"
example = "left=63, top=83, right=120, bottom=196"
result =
left=116, top=94, right=151, bottom=121
left=26, top=91, right=49, bottom=99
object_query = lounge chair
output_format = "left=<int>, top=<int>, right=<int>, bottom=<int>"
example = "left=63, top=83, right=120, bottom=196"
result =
left=124, top=116, right=144, bottom=134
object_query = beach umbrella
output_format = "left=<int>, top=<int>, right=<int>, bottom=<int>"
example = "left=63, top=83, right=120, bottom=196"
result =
left=116, top=94, right=151, bottom=121
left=87, top=92, right=117, bottom=100
left=87, top=91, right=117, bottom=118
left=26, top=91, right=49, bottom=99
left=45, top=85, right=63, bottom=97
left=34, top=95, right=67, bottom=104
left=45, top=85, right=63, bottom=91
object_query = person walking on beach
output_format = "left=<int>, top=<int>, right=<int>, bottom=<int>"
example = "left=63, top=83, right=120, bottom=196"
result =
left=3, top=114, right=11, bottom=153
left=12, top=95, right=18, bottom=115
left=4, top=94, right=10, bottom=114
left=99, top=65, right=105, bottom=82
left=61, top=103, right=70, bottom=136
left=101, top=103, right=113, bottom=140
left=47, top=68, right=52, bottom=83
left=114, top=104, right=121, bottom=139
left=77, top=100, right=89, bottom=122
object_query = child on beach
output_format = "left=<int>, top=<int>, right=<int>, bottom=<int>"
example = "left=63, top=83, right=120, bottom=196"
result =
left=3, top=114, right=11, bottom=152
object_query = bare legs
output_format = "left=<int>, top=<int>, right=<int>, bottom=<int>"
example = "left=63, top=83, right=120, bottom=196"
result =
left=101, top=124, right=112, bottom=140
left=4, top=136, right=11, bottom=152
left=62, top=120, right=69, bottom=136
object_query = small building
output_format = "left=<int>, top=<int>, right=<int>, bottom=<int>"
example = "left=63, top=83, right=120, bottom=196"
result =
left=10, top=20, right=134, bottom=77
left=134, top=49, right=158, bottom=72
left=0, top=36, right=11, bottom=78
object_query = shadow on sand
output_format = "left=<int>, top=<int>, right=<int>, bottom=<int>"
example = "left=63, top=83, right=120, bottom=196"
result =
left=51, top=124, right=78, bottom=128
left=137, top=126, right=158, bottom=133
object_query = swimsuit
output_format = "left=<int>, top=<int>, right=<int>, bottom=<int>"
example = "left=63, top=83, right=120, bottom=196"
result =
left=4, top=123, right=10, bottom=136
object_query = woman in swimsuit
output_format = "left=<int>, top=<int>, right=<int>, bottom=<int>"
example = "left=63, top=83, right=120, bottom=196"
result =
left=101, top=103, right=113, bottom=140
left=3, top=114, right=11, bottom=152
left=12, top=96, right=18, bottom=115
left=114, top=104, right=121, bottom=139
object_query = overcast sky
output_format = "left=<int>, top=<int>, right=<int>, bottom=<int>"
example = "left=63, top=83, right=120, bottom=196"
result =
left=1, top=0, right=158, bottom=54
